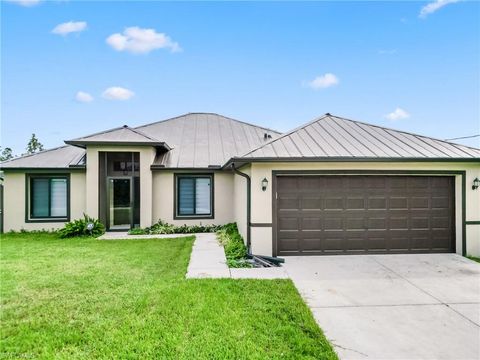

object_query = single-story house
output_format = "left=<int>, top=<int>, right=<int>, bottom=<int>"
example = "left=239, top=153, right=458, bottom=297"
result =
left=1, top=113, right=479, bottom=256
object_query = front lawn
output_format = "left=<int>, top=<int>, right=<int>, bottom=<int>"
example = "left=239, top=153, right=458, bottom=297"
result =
left=1, top=233, right=337, bottom=359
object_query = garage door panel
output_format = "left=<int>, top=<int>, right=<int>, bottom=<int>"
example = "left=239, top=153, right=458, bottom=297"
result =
left=408, top=177, right=429, bottom=188
left=432, top=197, right=450, bottom=209
left=368, top=237, right=388, bottom=250
left=346, top=239, right=366, bottom=252
left=302, top=217, right=322, bottom=230
left=324, top=218, right=343, bottom=231
left=346, top=218, right=365, bottom=230
left=324, top=198, right=344, bottom=210
left=276, top=175, right=454, bottom=256
left=389, top=197, right=408, bottom=209
left=368, top=218, right=387, bottom=230
left=390, top=217, right=409, bottom=230
left=432, top=217, right=451, bottom=229
left=277, top=197, right=299, bottom=210
left=301, top=197, right=322, bottom=210
left=410, top=197, right=429, bottom=209
left=278, top=217, right=298, bottom=230
left=346, top=198, right=365, bottom=209
left=368, top=197, right=387, bottom=210
left=411, top=217, right=429, bottom=229
left=410, top=236, right=431, bottom=250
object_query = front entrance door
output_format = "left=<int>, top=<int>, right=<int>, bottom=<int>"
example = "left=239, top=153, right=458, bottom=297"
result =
left=108, top=177, right=132, bottom=230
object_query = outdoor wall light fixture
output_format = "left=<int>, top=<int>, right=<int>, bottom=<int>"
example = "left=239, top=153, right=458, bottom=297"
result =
left=261, top=178, right=269, bottom=191
left=472, top=177, right=479, bottom=190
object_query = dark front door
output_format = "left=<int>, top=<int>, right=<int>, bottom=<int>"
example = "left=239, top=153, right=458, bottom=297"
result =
left=275, top=175, right=455, bottom=256
left=108, top=177, right=132, bottom=230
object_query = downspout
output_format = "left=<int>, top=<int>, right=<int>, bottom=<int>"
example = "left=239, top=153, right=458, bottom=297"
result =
left=231, top=164, right=251, bottom=255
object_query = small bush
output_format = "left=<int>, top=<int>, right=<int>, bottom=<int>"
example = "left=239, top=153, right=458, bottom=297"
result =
left=7, top=229, right=57, bottom=235
left=128, top=227, right=148, bottom=235
left=128, top=219, right=222, bottom=235
left=217, top=223, right=251, bottom=268
left=58, top=214, right=105, bottom=238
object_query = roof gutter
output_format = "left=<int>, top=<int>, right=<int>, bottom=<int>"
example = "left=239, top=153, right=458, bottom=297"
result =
left=231, top=164, right=251, bottom=255
left=223, top=156, right=480, bottom=169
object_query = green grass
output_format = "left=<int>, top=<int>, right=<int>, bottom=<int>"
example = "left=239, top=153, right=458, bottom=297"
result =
left=467, top=256, right=480, bottom=263
left=1, top=233, right=337, bottom=359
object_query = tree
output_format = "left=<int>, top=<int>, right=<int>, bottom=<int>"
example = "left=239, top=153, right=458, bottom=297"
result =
left=26, top=133, right=44, bottom=154
left=0, top=147, right=14, bottom=162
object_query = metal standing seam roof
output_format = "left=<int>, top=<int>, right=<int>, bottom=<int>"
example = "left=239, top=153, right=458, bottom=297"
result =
left=236, top=114, right=480, bottom=161
left=0, top=145, right=86, bottom=169
left=135, top=113, right=281, bottom=168
left=64, top=125, right=171, bottom=149
left=2, top=112, right=479, bottom=170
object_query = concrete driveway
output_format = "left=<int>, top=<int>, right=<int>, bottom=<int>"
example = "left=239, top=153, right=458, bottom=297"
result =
left=283, top=254, right=480, bottom=360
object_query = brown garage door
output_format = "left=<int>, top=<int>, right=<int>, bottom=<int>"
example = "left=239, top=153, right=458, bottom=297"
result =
left=275, top=175, right=455, bottom=256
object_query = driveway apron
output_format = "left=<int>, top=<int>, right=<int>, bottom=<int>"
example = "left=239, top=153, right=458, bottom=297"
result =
left=283, top=254, right=480, bottom=360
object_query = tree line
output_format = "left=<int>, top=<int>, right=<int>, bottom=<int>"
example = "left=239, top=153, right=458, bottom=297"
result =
left=0, top=134, right=44, bottom=162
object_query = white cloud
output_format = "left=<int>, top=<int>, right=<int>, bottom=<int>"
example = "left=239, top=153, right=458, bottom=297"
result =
left=102, top=87, right=135, bottom=101
left=75, top=91, right=93, bottom=103
left=385, top=108, right=410, bottom=121
left=5, top=0, right=41, bottom=7
left=52, top=21, right=87, bottom=36
left=419, top=0, right=460, bottom=18
left=306, top=73, right=339, bottom=90
left=106, top=27, right=181, bottom=54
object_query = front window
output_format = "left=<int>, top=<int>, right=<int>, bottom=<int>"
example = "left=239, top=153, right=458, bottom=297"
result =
left=176, top=175, right=213, bottom=218
left=29, top=176, right=69, bottom=220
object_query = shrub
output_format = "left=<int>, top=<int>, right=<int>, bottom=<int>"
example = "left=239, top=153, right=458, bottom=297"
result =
left=128, top=227, right=148, bottom=235
left=217, top=223, right=251, bottom=268
left=58, top=214, right=105, bottom=238
left=7, top=229, right=57, bottom=235
left=128, top=219, right=222, bottom=235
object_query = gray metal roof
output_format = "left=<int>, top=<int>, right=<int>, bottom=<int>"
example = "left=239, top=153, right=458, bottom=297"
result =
left=65, top=125, right=170, bottom=149
left=137, top=113, right=281, bottom=168
left=2, top=112, right=478, bottom=170
left=236, top=114, right=480, bottom=161
left=0, top=145, right=86, bottom=169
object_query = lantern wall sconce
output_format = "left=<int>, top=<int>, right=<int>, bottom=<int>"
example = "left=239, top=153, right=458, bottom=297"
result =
left=261, top=178, right=268, bottom=191
left=472, top=177, right=479, bottom=190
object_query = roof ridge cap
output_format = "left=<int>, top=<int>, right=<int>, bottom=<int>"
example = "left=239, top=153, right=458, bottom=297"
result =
left=135, top=112, right=282, bottom=135
left=123, top=126, right=161, bottom=142
left=66, top=125, right=126, bottom=142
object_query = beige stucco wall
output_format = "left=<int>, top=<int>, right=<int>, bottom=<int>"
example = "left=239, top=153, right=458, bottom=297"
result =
left=248, top=162, right=480, bottom=257
left=85, top=145, right=156, bottom=228
left=152, top=171, right=235, bottom=226
left=2, top=171, right=86, bottom=231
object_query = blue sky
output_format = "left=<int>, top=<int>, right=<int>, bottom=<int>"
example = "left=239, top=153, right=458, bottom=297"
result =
left=2, top=0, right=479, bottom=154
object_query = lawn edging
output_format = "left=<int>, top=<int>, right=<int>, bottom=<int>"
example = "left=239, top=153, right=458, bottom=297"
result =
left=186, top=233, right=288, bottom=279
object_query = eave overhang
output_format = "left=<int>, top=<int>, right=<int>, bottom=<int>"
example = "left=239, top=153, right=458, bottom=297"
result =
left=64, top=140, right=171, bottom=151
left=222, top=156, right=480, bottom=169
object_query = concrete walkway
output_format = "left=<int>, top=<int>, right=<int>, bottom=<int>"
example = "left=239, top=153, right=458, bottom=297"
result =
left=98, top=232, right=191, bottom=240
left=186, top=233, right=288, bottom=279
left=284, top=254, right=480, bottom=360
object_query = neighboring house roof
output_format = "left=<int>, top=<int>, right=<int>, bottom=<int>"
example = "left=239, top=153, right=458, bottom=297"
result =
left=229, top=114, right=480, bottom=164
left=137, top=113, right=280, bottom=168
left=0, top=145, right=86, bottom=169
left=65, top=125, right=171, bottom=150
